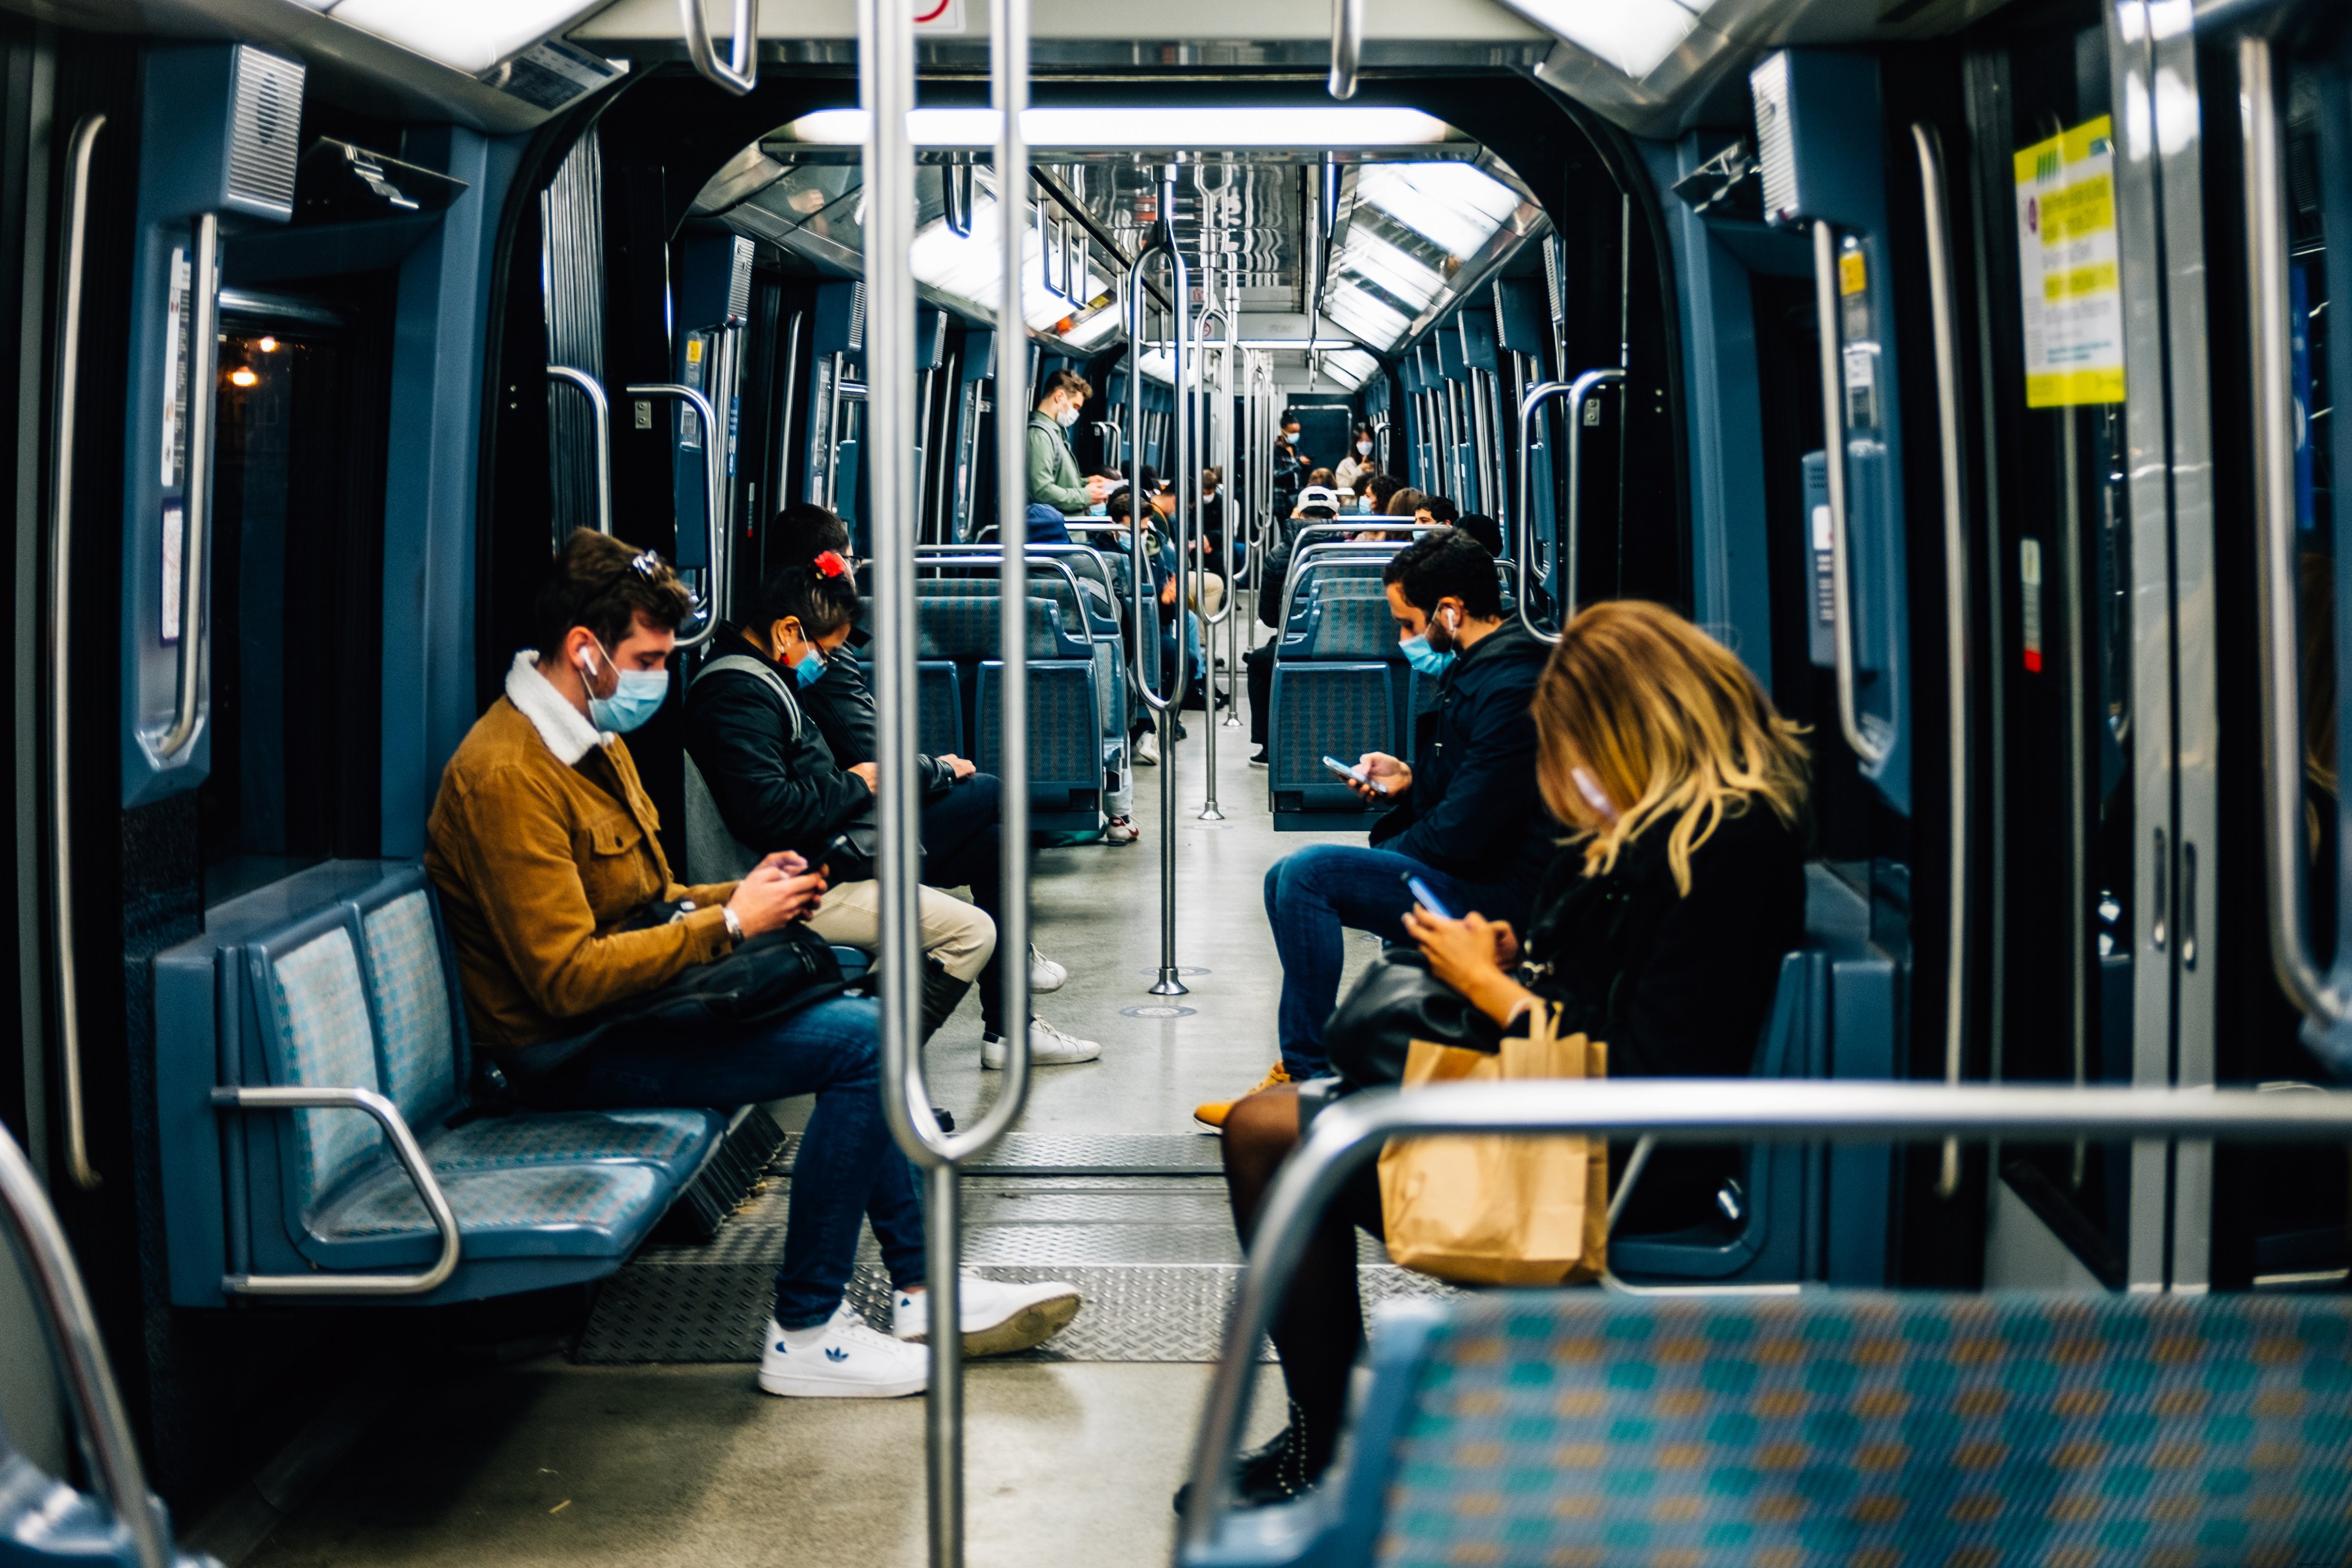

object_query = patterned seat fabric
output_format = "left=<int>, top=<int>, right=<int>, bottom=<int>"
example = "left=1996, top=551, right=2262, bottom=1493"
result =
left=917, top=595, right=1082, bottom=661
left=359, top=891, right=459, bottom=1126
left=977, top=663, right=1100, bottom=799
left=1298, top=593, right=1404, bottom=660
left=1271, top=663, right=1395, bottom=792
left=264, top=928, right=387, bottom=1216
left=914, top=574, right=1096, bottom=634
left=426, top=1110, right=712, bottom=1174
left=313, top=1162, right=661, bottom=1253
left=917, top=661, right=964, bottom=758
left=1375, top=1293, right=2352, bottom=1568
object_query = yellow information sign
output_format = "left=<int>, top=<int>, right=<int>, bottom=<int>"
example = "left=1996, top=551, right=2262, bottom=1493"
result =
left=2014, top=115, right=2125, bottom=406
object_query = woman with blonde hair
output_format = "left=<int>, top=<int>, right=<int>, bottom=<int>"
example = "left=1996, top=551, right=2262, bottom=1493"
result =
left=1194, top=600, right=1812, bottom=1510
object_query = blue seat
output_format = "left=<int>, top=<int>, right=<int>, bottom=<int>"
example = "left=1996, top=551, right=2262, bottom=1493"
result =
left=976, top=659, right=1101, bottom=832
left=1188, top=1291, right=2352, bottom=1568
left=917, top=659, right=964, bottom=758
left=1269, top=661, right=1397, bottom=830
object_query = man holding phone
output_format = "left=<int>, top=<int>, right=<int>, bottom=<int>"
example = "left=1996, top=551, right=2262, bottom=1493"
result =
left=1195, top=531, right=1557, bottom=1130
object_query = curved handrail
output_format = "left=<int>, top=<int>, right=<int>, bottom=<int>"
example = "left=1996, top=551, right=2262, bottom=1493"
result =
left=1275, top=540, right=1413, bottom=633
left=911, top=552, right=1090, bottom=629
left=678, top=0, right=757, bottom=95
left=1327, top=0, right=1362, bottom=99
left=625, top=382, right=723, bottom=648
left=1512, top=377, right=1572, bottom=641
left=212, top=1086, right=461, bottom=1296
left=1913, top=121, right=1973, bottom=1197
left=53, top=113, right=102, bottom=1190
left=1177, top=1079, right=2352, bottom=1550
left=155, top=211, right=219, bottom=759
left=0, top=1123, right=169, bottom=1568
left=545, top=366, right=613, bottom=536
left=2242, top=37, right=2352, bottom=1034
left=1812, top=220, right=1891, bottom=765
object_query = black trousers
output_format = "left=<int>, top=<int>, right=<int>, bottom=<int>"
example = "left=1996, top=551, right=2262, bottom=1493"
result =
left=920, top=772, right=1011, bottom=1031
left=1265, top=1162, right=1387, bottom=1455
left=1246, top=641, right=1276, bottom=746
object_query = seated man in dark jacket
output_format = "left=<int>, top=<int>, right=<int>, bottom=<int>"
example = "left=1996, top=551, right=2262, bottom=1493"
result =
left=684, top=551, right=1099, bottom=1068
left=1196, top=531, right=1557, bottom=1128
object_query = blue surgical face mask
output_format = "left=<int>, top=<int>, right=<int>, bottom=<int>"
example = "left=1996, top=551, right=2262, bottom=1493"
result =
left=1400, top=608, right=1459, bottom=677
left=792, top=648, right=828, bottom=688
left=580, top=639, right=669, bottom=733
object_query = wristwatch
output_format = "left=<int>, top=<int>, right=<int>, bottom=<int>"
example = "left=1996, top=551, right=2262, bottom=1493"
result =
left=722, top=905, right=746, bottom=945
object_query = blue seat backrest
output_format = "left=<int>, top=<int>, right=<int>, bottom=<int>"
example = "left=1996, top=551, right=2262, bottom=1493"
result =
left=917, top=594, right=1084, bottom=661
left=246, top=909, right=385, bottom=1218
left=1296, top=593, right=1401, bottom=660
left=347, top=869, right=462, bottom=1133
left=915, top=574, right=1096, bottom=636
left=1325, top=1292, right=2352, bottom=1568
left=1286, top=565, right=1387, bottom=630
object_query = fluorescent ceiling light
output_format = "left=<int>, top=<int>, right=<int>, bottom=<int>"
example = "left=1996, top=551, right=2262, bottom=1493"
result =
left=1501, top=0, right=1708, bottom=79
left=1336, top=228, right=1446, bottom=313
left=781, top=107, right=1459, bottom=151
left=1354, top=163, right=1523, bottom=260
left=1322, top=348, right=1380, bottom=391
left=1324, top=287, right=1412, bottom=354
left=907, top=199, right=1105, bottom=330
left=328, top=0, right=610, bottom=74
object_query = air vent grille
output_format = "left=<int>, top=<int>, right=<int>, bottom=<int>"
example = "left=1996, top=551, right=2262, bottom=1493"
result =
left=726, top=236, right=755, bottom=324
left=848, top=282, right=866, bottom=353
left=1751, top=51, right=1798, bottom=227
left=224, top=46, right=305, bottom=221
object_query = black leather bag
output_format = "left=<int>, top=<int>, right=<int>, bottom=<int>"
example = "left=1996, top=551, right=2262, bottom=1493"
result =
left=504, top=911, right=846, bottom=1094
left=1322, top=948, right=1502, bottom=1092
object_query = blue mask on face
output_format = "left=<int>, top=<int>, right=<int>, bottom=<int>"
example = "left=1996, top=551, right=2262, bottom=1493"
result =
left=1399, top=634, right=1455, bottom=678
left=581, top=641, right=669, bottom=733
left=792, top=649, right=827, bottom=688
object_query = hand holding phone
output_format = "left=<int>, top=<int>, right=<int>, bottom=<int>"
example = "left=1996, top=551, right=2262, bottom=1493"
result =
left=1323, top=754, right=1388, bottom=794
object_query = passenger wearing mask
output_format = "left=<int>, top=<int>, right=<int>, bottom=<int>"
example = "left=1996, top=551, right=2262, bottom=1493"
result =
left=1271, top=413, right=1308, bottom=509
left=1333, top=424, right=1378, bottom=492
left=1198, top=531, right=1557, bottom=1126
left=1364, top=471, right=1405, bottom=517
left=425, top=530, right=1083, bottom=1398
left=1416, top=495, right=1460, bottom=528
left=1192, top=602, right=1811, bottom=1506
left=767, top=502, right=1131, bottom=936
left=680, top=554, right=1098, bottom=1066
left=1028, top=369, right=1111, bottom=518
left=1109, top=485, right=1199, bottom=763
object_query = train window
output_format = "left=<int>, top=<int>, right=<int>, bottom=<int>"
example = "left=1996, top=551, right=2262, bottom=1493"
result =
left=198, top=298, right=389, bottom=904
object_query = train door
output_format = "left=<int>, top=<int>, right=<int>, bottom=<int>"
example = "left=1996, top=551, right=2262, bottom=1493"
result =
left=2197, top=3, right=2352, bottom=1293
left=1963, top=1, right=2217, bottom=1290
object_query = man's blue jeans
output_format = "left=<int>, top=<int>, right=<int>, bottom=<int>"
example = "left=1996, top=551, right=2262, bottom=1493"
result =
left=527, top=994, right=919, bottom=1330
left=1263, top=845, right=1515, bottom=1080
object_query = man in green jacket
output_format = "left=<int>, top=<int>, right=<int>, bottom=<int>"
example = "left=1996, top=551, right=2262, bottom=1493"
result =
left=1028, top=368, right=1109, bottom=531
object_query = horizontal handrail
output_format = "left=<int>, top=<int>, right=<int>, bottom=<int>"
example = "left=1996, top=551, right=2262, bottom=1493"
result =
left=212, top=1085, right=461, bottom=1296
left=1179, top=1078, right=2352, bottom=1548
left=1275, top=541, right=1409, bottom=632
left=0, top=1123, right=169, bottom=1568
left=625, top=382, right=723, bottom=649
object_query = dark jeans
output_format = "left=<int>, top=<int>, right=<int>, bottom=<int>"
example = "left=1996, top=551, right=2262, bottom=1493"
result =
left=1262, top=843, right=1517, bottom=1079
left=922, top=772, right=1013, bottom=1031
left=526, top=994, right=922, bottom=1331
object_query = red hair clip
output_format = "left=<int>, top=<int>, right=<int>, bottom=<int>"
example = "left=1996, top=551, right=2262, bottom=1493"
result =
left=814, top=550, right=848, bottom=578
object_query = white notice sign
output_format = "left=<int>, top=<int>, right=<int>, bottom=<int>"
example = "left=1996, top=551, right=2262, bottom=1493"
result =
left=2014, top=115, right=2124, bottom=407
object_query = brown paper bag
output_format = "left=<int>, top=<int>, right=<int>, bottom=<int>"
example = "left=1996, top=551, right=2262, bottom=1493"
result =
left=1376, top=1007, right=1608, bottom=1287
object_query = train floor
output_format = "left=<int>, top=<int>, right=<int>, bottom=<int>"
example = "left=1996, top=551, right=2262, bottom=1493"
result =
left=243, top=659, right=1370, bottom=1568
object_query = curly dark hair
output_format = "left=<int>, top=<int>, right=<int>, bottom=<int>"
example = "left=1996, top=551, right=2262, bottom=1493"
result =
left=533, top=529, right=693, bottom=663
left=752, top=557, right=860, bottom=641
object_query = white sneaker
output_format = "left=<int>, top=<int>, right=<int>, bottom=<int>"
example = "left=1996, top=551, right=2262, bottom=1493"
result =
left=892, top=1272, right=1083, bottom=1357
left=1029, top=946, right=1068, bottom=993
left=1134, top=731, right=1161, bottom=765
left=757, top=1303, right=928, bottom=1398
left=1103, top=815, right=1139, bottom=845
left=981, top=1017, right=1102, bottom=1068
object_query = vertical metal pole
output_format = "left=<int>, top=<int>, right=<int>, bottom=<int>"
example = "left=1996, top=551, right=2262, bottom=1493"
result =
left=1127, top=194, right=1190, bottom=996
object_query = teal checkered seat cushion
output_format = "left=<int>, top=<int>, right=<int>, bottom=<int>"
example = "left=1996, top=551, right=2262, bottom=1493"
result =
left=1299, top=593, right=1403, bottom=659
left=1271, top=663, right=1395, bottom=791
left=917, top=595, right=1081, bottom=660
left=312, top=1162, right=662, bottom=1256
left=264, top=927, right=386, bottom=1212
left=1373, top=1293, right=2352, bottom=1568
left=360, top=891, right=458, bottom=1126
left=425, top=1110, right=714, bottom=1175
left=978, top=663, right=1099, bottom=788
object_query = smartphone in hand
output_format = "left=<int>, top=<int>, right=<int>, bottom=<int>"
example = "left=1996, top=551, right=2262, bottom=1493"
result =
left=1403, top=873, right=1456, bottom=921
left=1323, top=755, right=1388, bottom=794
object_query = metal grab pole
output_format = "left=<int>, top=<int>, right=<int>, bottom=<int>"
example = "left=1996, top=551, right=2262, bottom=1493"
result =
left=862, top=0, right=1036, bottom=1563
left=52, top=112, right=102, bottom=1190
left=1178, top=1079, right=2352, bottom=1551
left=1220, top=325, right=1249, bottom=732
left=623, top=383, right=724, bottom=647
left=1197, top=291, right=1231, bottom=820
left=1126, top=181, right=1191, bottom=996
left=544, top=366, right=614, bottom=536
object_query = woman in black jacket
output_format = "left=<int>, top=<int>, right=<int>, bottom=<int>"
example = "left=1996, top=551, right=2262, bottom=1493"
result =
left=682, top=556, right=1098, bottom=1065
left=1200, top=600, right=1812, bottom=1507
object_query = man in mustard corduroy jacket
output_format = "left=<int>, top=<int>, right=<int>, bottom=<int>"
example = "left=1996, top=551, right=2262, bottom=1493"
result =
left=426, top=530, right=1079, bottom=1396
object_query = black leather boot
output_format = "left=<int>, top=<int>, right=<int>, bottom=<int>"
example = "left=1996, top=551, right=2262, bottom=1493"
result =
left=919, top=959, right=973, bottom=1045
left=1172, top=1400, right=1329, bottom=1515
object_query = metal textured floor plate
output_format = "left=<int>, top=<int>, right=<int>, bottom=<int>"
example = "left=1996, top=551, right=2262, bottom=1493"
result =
left=778, top=1131, right=1226, bottom=1176
left=572, top=1166, right=1454, bottom=1365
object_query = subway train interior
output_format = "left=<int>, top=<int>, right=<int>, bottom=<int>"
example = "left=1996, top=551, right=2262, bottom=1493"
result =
left=6, top=0, right=2352, bottom=1563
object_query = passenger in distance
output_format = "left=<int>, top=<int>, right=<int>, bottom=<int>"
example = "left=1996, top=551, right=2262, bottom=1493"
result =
left=1333, top=422, right=1378, bottom=493
left=1028, top=367, right=1110, bottom=521
left=1199, top=601, right=1811, bottom=1504
left=680, top=553, right=1098, bottom=1067
left=767, top=503, right=1112, bottom=968
left=423, top=531, right=1081, bottom=1399
left=1244, top=484, right=1346, bottom=765
left=1196, top=530, right=1555, bottom=1129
